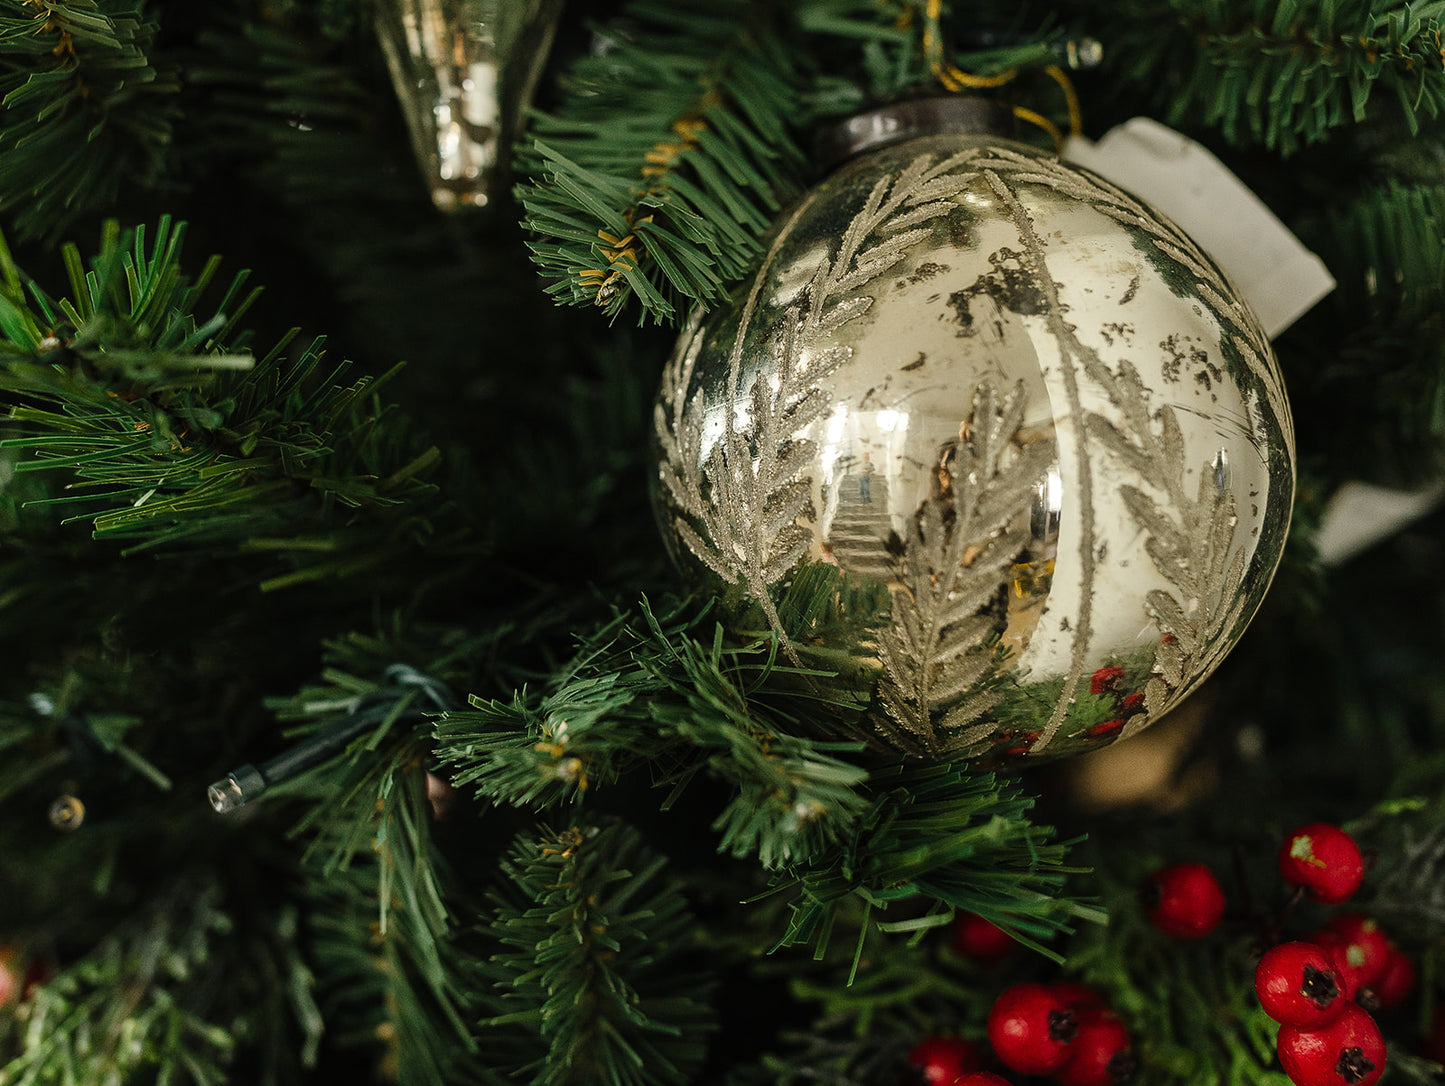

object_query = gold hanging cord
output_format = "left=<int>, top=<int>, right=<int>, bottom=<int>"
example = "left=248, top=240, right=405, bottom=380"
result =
left=922, top=0, right=1083, bottom=150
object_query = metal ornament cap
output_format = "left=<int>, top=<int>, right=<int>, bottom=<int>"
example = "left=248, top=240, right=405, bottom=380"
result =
left=813, top=96, right=1010, bottom=172
left=651, top=126, right=1294, bottom=765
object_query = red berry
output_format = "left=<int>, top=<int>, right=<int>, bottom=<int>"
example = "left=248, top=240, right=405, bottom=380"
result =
left=1323, top=915, right=1391, bottom=991
left=906, top=1035, right=981, bottom=1083
left=1057, top=1006, right=1136, bottom=1086
left=1367, top=945, right=1415, bottom=1012
left=1142, top=862, right=1227, bottom=939
left=1279, top=823, right=1365, bottom=905
left=1276, top=1003, right=1386, bottom=1086
left=1303, top=919, right=1393, bottom=1009
left=987, top=982, right=1078, bottom=1075
left=957, top=1075, right=1013, bottom=1086
left=1051, top=980, right=1107, bottom=1014
left=950, top=912, right=1016, bottom=965
left=1303, top=930, right=1360, bottom=1002
left=1255, top=942, right=1346, bottom=1029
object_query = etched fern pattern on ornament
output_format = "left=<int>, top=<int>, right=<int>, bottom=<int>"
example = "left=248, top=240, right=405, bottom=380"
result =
left=876, top=381, right=1055, bottom=757
left=654, top=153, right=978, bottom=655
left=998, top=149, right=1265, bottom=730
left=973, top=145, right=1271, bottom=740
left=1083, top=365, right=1249, bottom=733
left=971, top=146, right=1291, bottom=450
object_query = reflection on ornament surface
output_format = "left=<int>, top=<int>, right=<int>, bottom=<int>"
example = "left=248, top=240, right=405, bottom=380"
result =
left=652, top=134, right=1294, bottom=763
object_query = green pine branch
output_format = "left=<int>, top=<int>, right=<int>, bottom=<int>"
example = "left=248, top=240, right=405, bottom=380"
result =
left=436, top=581, right=1096, bottom=977
left=306, top=860, right=479, bottom=1086
left=732, top=914, right=1000, bottom=1085
left=1085, top=0, right=1445, bottom=153
left=1323, top=180, right=1445, bottom=325
left=1281, top=181, right=1445, bottom=484
left=516, top=0, right=811, bottom=324
left=283, top=699, right=480, bottom=1086
left=1352, top=794, right=1445, bottom=935
left=763, top=761, right=1099, bottom=967
left=0, top=218, right=465, bottom=591
left=479, top=818, right=717, bottom=1086
left=258, top=634, right=508, bottom=1086
left=741, top=1018, right=940, bottom=1086
left=0, top=0, right=179, bottom=240
left=0, top=879, right=320, bottom=1086
left=434, top=594, right=874, bottom=872
left=515, top=0, right=1085, bottom=325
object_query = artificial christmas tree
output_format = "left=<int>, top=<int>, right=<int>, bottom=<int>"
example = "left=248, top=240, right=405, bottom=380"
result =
left=2, top=2, right=1445, bottom=1085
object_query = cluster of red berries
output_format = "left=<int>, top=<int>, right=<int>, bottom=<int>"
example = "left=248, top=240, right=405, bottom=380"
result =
left=1257, top=823, right=1401, bottom=1086
left=1138, top=822, right=1375, bottom=944
left=912, top=821, right=1413, bottom=1086
left=906, top=979, right=1134, bottom=1086
left=1140, top=822, right=1404, bottom=1086
left=1255, top=941, right=1388, bottom=1086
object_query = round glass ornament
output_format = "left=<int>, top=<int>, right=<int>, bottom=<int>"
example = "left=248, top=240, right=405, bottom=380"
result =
left=651, top=108, right=1294, bottom=763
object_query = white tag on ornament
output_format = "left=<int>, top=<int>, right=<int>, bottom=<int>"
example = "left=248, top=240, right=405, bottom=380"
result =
left=1315, top=480, right=1445, bottom=566
left=1063, top=118, right=1334, bottom=339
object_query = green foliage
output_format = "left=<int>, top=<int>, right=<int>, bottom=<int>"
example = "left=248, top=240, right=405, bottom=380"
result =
left=1291, top=181, right=1445, bottom=482
left=478, top=819, right=716, bottom=1086
left=0, top=881, right=320, bottom=1086
left=242, top=0, right=368, bottom=41
left=0, top=218, right=457, bottom=588
left=515, top=0, right=1099, bottom=325
left=0, top=216, right=256, bottom=374
left=436, top=596, right=873, bottom=868
left=438, top=588, right=1095, bottom=986
left=0, top=0, right=179, bottom=241
left=1080, top=0, right=1445, bottom=153
left=306, top=861, right=477, bottom=1086
left=1064, top=855, right=1288, bottom=1086
left=266, top=635, right=489, bottom=1086
left=1328, top=181, right=1445, bottom=325
left=764, top=761, right=1098, bottom=965
left=736, top=915, right=1006, bottom=1085
left=1354, top=793, right=1445, bottom=935
left=182, top=14, right=451, bottom=295
left=516, top=0, right=811, bottom=324
left=2, top=689, right=165, bottom=798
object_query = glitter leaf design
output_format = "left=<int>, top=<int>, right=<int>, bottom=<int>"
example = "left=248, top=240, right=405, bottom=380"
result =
left=972, top=146, right=1274, bottom=744
left=875, top=381, right=1055, bottom=756
left=970, top=147, right=1288, bottom=448
left=654, top=152, right=976, bottom=659
left=1083, top=365, right=1249, bottom=734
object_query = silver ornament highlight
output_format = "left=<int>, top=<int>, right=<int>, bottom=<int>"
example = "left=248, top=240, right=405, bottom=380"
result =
left=651, top=133, right=1294, bottom=763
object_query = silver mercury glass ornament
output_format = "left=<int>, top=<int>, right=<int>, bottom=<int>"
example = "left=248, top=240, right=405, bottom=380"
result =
left=375, top=0, right=561, bottom=211
left=651, top=97, right=1295, bottom=764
